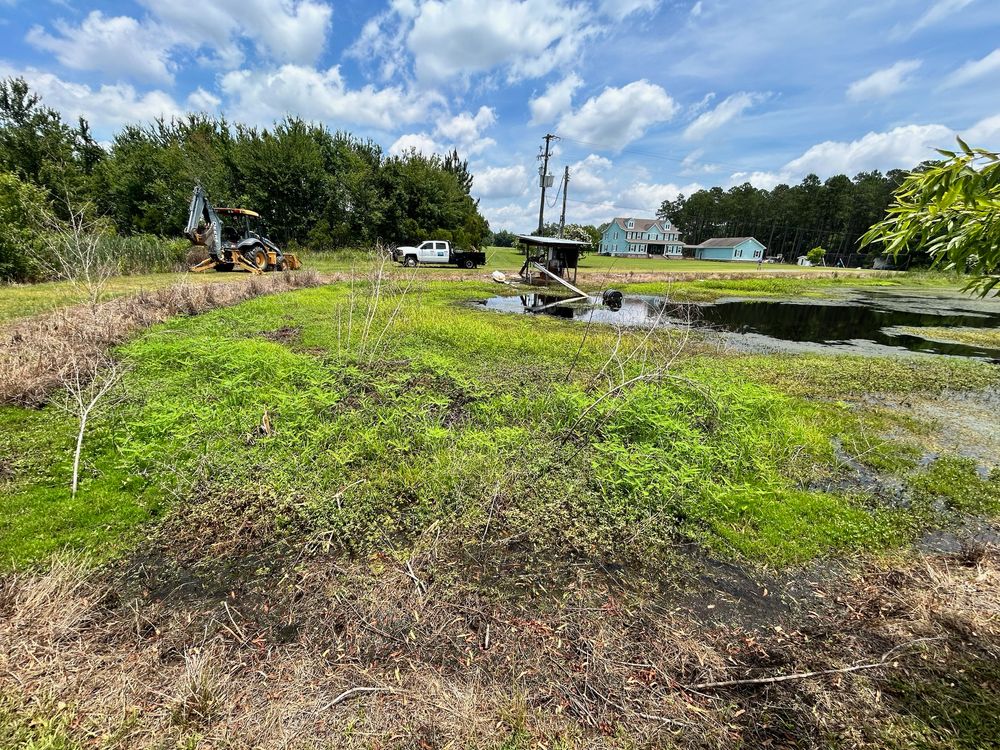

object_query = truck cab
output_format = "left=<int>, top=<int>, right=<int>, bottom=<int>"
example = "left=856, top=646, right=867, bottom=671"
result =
left=394, top=240, right=486, bottom=269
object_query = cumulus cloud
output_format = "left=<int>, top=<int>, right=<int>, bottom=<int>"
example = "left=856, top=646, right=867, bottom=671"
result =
left=27, top=0, right=334, bottom=84
left=529, top=73, right=582, bottom=125
left=619, top=180, right=703, bottom=212
left=139, top=0, right=333, bottom=67
left=729, top=114, right=1000, bottom=189
left=473, top=164, right=531, bottom=199
left=353, top=0, right=593, bottom=84
left=435, top=106, right=497, bottom=154
left=846, top=60, right=921, bottom=101
left=944, top=48, right=1000, bottom=88
left=567, top=154, right=613, bottom=198
left=219, top=65, right=441, bottom=129
left=389, top=132, right=442, bottom=155
left=683, top=91, right=765, bottom=140
left=557, top=80, right=677, bottom=150
left=26, top=12, right=175, bottom=83
left=0, top=63, right=184, bottom=132
left=390, top=105, right=498, bottom=157
left=186, top=87, right=222, bottom=112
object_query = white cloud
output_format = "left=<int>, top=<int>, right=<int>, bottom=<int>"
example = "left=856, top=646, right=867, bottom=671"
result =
left=728, top=115, right=1000, bottom=189
left=473, top=164, right=530, bottom=199
left=26, top=12, right=174, bottom=83
left=557, top=80, right=677, bottom=150
left=683, top=91, right=765, bottom=140
left=26, top=0, right=334, bottom=84
left=219, top=65, right=441, bottom=129
left=944, top=48, right=1000, bottom=88
left=964, top=113, right=1000, bottom=144
left=389, top=132, right=442, bottom=155
left=619, top=181, right=702, bottom=212
left=138, top=0, right=333, bottom=67
left=0, top=63, right=184, bottom=132
left=599, top=0, right=660, bottom=21
left=690, top=0, right=703, bottom=16
left=846, top=60, right=921, bottom=101
left=355, top=0, right=594, bottom=84
left=567, top=154, right=613, bottom=198
left=435, top=106, right=496, bottom=154
left=529, top=73, right=582, bottom=125
left=186, top=87, right=222, bottom=112
left=680, top=149, right=720, bottom=175
left=901, top=0, right=974, bottom=37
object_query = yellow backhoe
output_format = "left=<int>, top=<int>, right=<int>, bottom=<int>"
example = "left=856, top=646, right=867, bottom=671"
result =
left=184, top=186, right=301, bottom=273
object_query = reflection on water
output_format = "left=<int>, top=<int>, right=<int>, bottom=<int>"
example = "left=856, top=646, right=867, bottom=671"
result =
left=479, top=291, right=1000, bottom=362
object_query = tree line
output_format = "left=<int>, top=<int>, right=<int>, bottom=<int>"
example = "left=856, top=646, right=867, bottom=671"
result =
left=0, top=77, right=489, bottom=282
left=657, top=171, right=914, bottom=264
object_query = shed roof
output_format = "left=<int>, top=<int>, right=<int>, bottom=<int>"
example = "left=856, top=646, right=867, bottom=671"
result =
left=516, top=234, right=590, bottom=247
left=695, top=237, right=761, bottom=248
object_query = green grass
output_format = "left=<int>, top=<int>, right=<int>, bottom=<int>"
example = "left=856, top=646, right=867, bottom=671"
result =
left=2, top=280, right=997, bottom=569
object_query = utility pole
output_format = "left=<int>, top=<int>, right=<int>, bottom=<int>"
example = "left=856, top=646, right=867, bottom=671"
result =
left=536, top=133, right=557, bottom=235
left=558, top=165, right=570, bottom=238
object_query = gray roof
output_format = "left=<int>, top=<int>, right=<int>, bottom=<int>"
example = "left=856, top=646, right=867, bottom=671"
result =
left=695, top=237, right=762, bottom=248
left=613, top=217, right=664, bottom=232
left=516, top=234, right=590, bottom=247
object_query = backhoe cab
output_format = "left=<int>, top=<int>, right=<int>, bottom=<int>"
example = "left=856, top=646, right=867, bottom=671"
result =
left=185, top=185, right=300, bottom=274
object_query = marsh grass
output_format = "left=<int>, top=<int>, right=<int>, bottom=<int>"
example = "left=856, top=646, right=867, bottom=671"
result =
left=3, top=280, right=996, bottom=568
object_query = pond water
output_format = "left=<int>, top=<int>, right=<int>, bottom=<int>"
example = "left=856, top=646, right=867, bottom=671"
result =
left=479, top=289, right=1000, bottom=362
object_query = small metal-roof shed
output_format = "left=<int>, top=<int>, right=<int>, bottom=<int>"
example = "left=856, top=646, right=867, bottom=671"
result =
left=515, top=234, right=590, bottom=284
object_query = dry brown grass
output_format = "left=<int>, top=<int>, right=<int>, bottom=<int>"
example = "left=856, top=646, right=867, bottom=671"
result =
left=1, top=532, right=997, bottom=748
left=0, top=270, right=322, bottom=406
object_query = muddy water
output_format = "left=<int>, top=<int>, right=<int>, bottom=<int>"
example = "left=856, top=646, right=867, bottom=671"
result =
left=479, top=288, right=1000, bottom=362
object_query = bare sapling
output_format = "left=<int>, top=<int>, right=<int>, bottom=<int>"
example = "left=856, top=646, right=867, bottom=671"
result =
left=336, top=242, right=416, bottom=362
left=54, top=354, right=123, bottom=498
left=560, top=299, right=700, bottom=449
left=32, top=190, right=118, bottom=307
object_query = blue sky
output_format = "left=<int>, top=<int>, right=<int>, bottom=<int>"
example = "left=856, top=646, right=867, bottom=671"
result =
left=2, top=0, right=999, bottom=230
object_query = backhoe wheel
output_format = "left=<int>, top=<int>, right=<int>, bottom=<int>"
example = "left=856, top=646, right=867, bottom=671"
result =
left=404, top=256, right=418, bottom=268
left=253, top=247, right=269, bottom=271
left=276, top=258, right=287, bottom=271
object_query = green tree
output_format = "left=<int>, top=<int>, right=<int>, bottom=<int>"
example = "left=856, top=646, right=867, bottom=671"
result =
left=491, top=229, right=517, bottom=247
left=862, top=140, right=1000, bottom=295
left=0, top=171, right=49, bottom=280
left=806, top=246, right=826, bottom=265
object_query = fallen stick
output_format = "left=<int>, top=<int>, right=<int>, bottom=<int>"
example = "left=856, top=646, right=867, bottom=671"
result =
left=684, top=638, right=940, bottom=691
left=321, top=686, right=402, bottom=710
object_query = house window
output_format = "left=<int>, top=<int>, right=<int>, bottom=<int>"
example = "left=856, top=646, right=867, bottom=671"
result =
left=626, top=220, right=634, bottom=229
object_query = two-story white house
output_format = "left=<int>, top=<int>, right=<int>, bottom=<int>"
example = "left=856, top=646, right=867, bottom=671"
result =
left=598, top=217, right=684, bottom=257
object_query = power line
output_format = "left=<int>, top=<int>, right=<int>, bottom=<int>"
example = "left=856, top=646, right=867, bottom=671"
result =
left=556, top=135, right=762, bottom=175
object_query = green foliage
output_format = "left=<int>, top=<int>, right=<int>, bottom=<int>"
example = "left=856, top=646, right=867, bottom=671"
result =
left=3, top=281, right=995, bottom=570
left=910, top=456, right=1000, bottom=516
left=491, top=229, right=517, bottom=247
left=0, top=78, right=491, bottom=270
left=862, top=140, right=1000, bottom=295
left=806, top=246, right=826, bottom=264
left=660, top=170, right=908, bottom=262
left=0, top=171, right=48, bottom=280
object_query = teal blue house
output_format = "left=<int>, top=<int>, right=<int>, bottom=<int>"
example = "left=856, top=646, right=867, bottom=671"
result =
left=690, top=237, right=766, bottom=262
left=598, top=217, right=684, bottom=257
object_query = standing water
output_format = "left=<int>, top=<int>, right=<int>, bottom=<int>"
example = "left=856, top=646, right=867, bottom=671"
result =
left=479, top=289, right=1000, bottom=362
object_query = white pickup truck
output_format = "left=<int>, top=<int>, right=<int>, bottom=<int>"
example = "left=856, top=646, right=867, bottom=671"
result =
left=393, top=240, right=486, bottom=269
